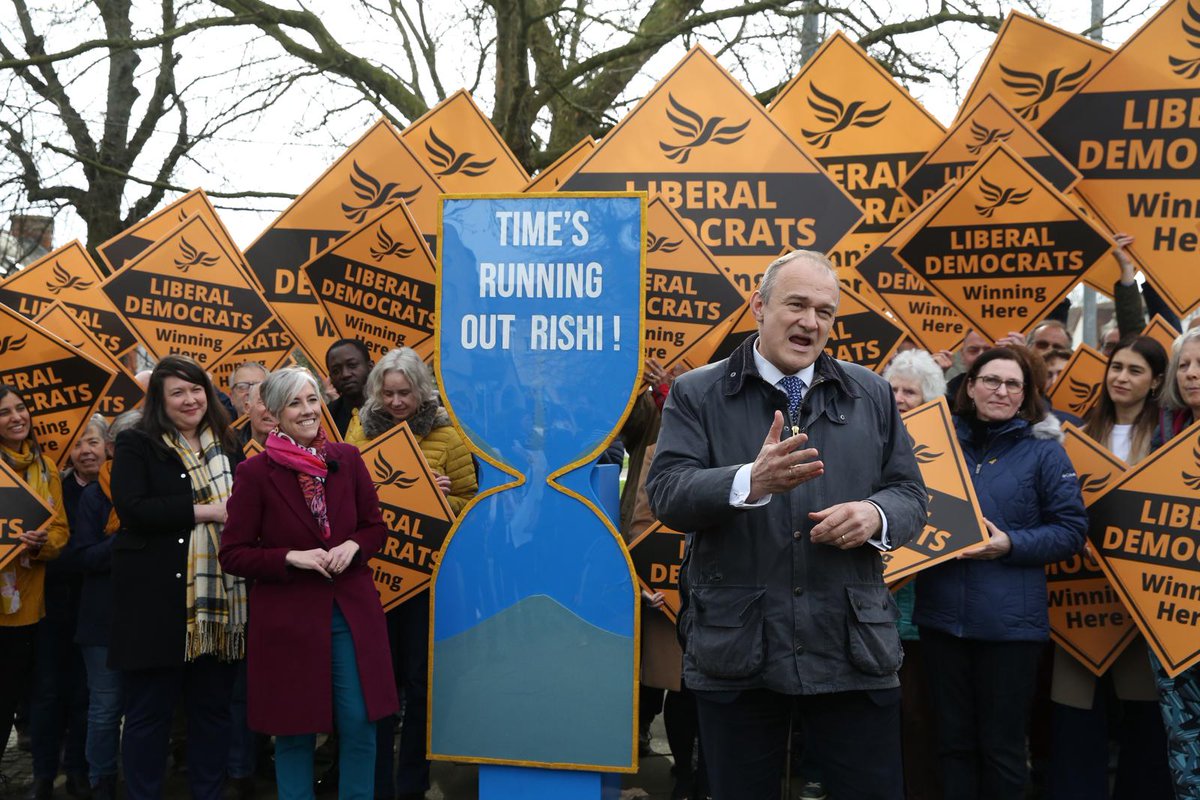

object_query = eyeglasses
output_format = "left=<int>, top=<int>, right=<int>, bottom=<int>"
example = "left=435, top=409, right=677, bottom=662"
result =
left=973, top=375, right=1025, bottom=394
left=231, top=381, right=261, bottom=392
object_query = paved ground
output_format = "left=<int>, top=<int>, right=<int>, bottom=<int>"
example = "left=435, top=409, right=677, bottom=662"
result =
left=1, top=719, right=686, bottom=799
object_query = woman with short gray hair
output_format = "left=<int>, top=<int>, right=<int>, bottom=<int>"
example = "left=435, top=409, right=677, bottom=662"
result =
left=883, top=350, right=947, bottom=412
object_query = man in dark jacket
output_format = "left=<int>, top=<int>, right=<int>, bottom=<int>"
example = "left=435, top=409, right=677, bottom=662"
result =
left=646, top=250, right=926, bottom=800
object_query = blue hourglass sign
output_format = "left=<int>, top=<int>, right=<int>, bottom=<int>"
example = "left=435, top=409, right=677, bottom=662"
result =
left=430, top=194, right=643, bottom=772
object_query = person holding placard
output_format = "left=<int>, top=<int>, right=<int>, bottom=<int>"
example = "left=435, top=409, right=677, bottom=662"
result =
left=219, top=367, right=397, bottom=800
left=109, top=355, right=248, bottom=800
left=1150, top=327, right=1200, bottom=799
left=914, top=346, right=1087, bottom=800
left=0, top=384, right=70, bottom=789
left=647, top=250, right=926, bottom=800
left=347, top=347, right=476, bottom=800
left=1047, top=335, right=1172, bottom=800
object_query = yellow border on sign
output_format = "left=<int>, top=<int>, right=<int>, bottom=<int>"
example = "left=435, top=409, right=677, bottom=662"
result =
left=428, top=190, right=647, bottom=774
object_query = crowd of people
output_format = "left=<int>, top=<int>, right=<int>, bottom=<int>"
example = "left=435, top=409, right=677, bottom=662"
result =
left=2, top=234, right=1200, bottom=800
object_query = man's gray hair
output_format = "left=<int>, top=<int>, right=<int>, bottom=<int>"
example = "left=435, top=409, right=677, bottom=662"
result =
left=1164, top=327, right=1200, bottom=410
left=758, top=250, right=839, bottom=304
left=882, top=350, right=947, bottom=404
left=260, top=367, right=322, bottom=419
left=362, top=347, right=436, bottom=419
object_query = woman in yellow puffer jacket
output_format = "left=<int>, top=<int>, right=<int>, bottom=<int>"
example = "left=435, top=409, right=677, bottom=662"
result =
left=344, top=347, right=476, bottom=800
left=0, top=384, right=69, bottom=773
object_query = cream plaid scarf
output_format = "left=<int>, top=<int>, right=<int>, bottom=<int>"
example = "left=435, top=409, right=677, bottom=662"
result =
left=164, top=427, right=247, bottom=661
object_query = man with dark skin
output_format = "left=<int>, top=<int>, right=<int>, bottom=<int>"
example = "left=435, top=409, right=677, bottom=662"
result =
left=324, top=339, right=372, bottom=436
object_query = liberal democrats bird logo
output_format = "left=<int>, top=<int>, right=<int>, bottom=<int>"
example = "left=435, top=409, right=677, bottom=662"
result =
left=341, top=161, right=421, bottom=224
left=373, top=454, right=419, bottom=489
left=45, top=262, right=93, bottom=295
left=1066, top=376, right=1101, bottom=414
left=973, top=176, right=1031, bottom=218
left=1077, top=473, right=1112, bottom=495
left=173, top=239, right=220, bottom=273
left=965, top=121, right=1013, bottom=156
left=646, top=232, right=681, bottom=254
left=424, top=128, right=496, bottom=177
left=1170, top=0, right=1200, bottom=79
left=999, top=61, right=1092, bottom=121
left=658, top=94, right=749, bottom=164
left=0, top=333, right=28, bottom=354
left=911, top=444, right=944, bottom=465
left=800, top=84, right=890, bottom=150
left=369, top=226, right=415, bottom=262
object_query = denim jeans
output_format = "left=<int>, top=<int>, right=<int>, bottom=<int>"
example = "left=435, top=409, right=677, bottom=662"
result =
left=80, top=645, right=123, bottom=783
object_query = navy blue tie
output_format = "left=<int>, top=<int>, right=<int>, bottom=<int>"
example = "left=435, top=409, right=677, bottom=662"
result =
left=779, top=375, right=806, bottom=425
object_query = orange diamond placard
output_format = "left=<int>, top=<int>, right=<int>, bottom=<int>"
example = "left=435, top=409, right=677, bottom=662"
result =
left=96, top=189, right=234, bottom=276
left=524, top=138, right=596, bottom=193
left=242, top=119, right=443, bottom=367
left=303, top=196, right=438, bottom=364
left=893, top=143, right=1112, bottom=343
left=883, top=397, right=989, bottom=583
left=643, top=197, right=744, bottom=370
left=0, top=242, right=139, bottom=357
left=33, top=302, right=143, bottom=417
left=210, top=316, right=296, bottom=398
left=957, top=12, right=1111, bottom=129
left=402, top=89, right=529, bottom=192
left=1086, top=419, right=1200, bottom=676
left=1047, top=424, right=1138, bottom=676
left=1143, top=315, right=1182, bottom=354
left=0, top=303, right=115, bottom=467
left=855, top=183, right=969, bottom=354
left=1041, top=0, right=1200, bottom=317
left=0, top=458, right=56, bottom=572
left=769, top=31, right=945, bottom=305
left=902, top=94, right=1081, bottom=205
left=100, top=215, right=274, bottom=371
left=1047, top=344, right=1108, bottom=419
left=358, top=422, right=455, bottom=610
left=628, top=520, right=685, bottom=623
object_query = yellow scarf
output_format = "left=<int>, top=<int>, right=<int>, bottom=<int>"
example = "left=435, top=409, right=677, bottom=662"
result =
left=0, top=441, right=51, bottom=615
left=96, top=461, right=121, bottom=535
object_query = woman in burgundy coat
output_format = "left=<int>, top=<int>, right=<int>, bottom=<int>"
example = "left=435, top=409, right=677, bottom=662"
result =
left=220, top=367, right=398, bottom=800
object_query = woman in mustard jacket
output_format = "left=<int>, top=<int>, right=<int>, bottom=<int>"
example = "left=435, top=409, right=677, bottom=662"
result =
left=347, top=347, right=476, bottom=800
left=0, top=384, right=69, bottom=774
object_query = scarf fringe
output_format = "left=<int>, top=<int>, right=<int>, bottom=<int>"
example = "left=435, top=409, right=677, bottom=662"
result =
left=185, top=622, right=246, bottom=662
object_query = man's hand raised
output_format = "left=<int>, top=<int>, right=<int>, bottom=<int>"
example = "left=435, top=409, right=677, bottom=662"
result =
left=747, top=411, right=824, bottom=502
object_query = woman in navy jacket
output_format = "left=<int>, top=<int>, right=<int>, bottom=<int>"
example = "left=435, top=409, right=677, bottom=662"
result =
left=914, top=346, right=1087, bottom=800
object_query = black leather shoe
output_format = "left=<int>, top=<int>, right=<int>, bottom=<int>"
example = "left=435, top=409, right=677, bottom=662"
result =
left=64, top=773, right=91, bottom=799
left=23, top=778, right=52, bottom=800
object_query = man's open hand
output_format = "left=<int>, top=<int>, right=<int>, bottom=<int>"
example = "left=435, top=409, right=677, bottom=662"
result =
left=748, top=411, right=824, bottom=502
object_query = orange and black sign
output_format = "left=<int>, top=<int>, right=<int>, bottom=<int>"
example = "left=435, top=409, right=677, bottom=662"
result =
left=902, top=93, right=1081, bottom=205
left=358, top=422, right=454, bottom=610
left=1143, top=314, right=1182, bottom=354
left=303, top=194, right=438, bottom=364
left=210, top=316, right=296, bottom=398
left=524, top=138, right=596, bottom=193
left=242, top=119, right=443, bottom=366
left=883, top=397, right=989, bottom=583
left=643, top=198, right=743, bottom=370
left=0, top=303, right=115, bottom=467
left=0, top=242, right=139, bottom=357
left=100, top=215, right=273, bottom=371
left=628, top=521, right=685, bottom=623
left=957, top=11, right=1111, bottom=129
left=1047, top=344, right=1108, bottom=418
left=33, top=302, right=143, bottom=417
left=242, top=437, right=264, bottom=459
left=562, top=46, right=862, bottom=308
left=0, top=457, right=55, bottom=572
left=1086, top=418, right=1200, bottom=676
left=95, top=189, right=234, bottom=276
left=402, top=89, right=529, bottom=192
left=1047, top=423, right=1138, bottom=676
left=1041, top=0, right=1200, bottom=317
left=893, top=143, right=1111, bottom=342
left=768, top=31, right=946, bottom=304
left=855, top=184, right=969, bottom=354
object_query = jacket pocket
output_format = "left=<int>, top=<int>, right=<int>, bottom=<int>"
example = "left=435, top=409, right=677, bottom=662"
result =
left=688, top=584, right=767, bottom=679
left=845, top=583, right=902, bottom=676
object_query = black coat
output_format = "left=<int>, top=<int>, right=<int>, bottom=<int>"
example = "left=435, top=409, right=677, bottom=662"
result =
left=108, top=428, right=244, bottom=670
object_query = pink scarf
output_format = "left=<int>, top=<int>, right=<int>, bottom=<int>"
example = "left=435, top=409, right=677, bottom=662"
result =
left=265, top=429, right=331, bottom=539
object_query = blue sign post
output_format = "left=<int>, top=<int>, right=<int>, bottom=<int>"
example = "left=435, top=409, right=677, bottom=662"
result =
left=430, top=194, right=645, bottom=798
